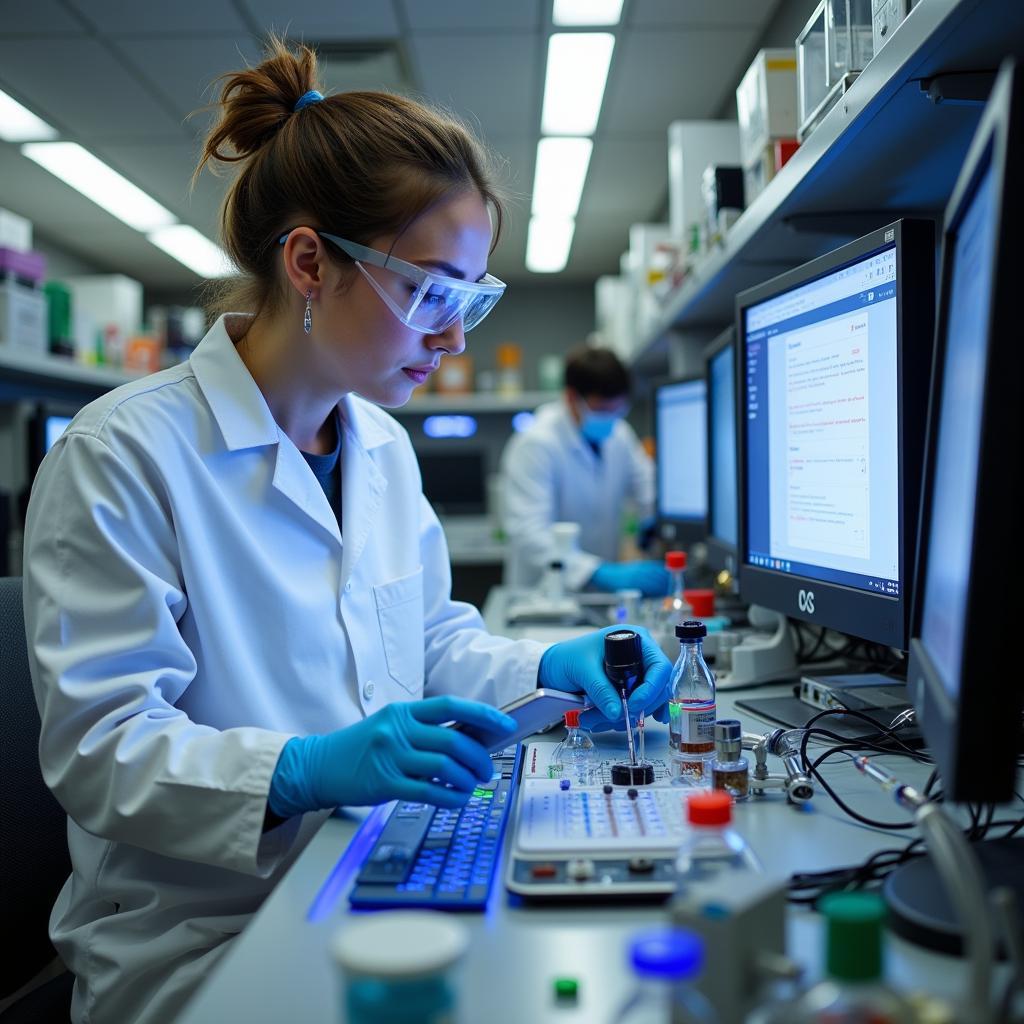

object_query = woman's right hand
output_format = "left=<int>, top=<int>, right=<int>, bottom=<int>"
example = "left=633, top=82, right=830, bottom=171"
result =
left=267, top=696, right=517, bottom=816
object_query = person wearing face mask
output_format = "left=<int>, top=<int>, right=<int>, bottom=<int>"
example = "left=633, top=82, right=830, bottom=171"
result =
left=21, top=39, right=674, bottom=1024
left=500, top=344, right=671, bottom=596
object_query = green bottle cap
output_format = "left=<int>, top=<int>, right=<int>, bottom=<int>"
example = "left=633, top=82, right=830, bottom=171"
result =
left=820, top=891, right=886, bottom=982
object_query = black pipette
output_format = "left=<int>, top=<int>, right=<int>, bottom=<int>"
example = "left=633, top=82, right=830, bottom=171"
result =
left=603, top=630, right=644, bottom=766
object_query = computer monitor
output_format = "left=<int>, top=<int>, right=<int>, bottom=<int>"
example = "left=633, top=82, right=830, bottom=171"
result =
left=417, top=450, right=487, bottom=516
left=28, top=403, right=77, bottom=476
left=654, top=377, right=707, bottom=543
left=704, top=328, right=738, bottom=572
left=735, top=219, right=935, bottom=648
left=906, top=61, right=1022, bottom=804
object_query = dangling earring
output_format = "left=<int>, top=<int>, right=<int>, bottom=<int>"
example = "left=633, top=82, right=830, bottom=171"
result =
left=303, top=290, right=312, bottom=335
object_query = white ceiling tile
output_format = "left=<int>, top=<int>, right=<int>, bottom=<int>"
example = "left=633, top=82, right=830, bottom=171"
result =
left=240, top=0, right=400, bottom=40
left=408, top=33, right=539, bottom=139
left=0, top=0, right=88, bottom=34
left=400, top=0, right=542, bottom=31
left=601, top=26, right=760, bottom=133
left=110, top=36, right=263, bottom=123
left=0, top=37, right=186, bottom=140
left=64, top=0, right=251, bottom=35
left=626, top=0, right=780, bottom=28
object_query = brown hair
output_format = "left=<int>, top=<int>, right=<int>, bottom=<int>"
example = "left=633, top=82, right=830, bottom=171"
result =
left=564, top=344, right=632, bottom=399
left=195, top=35, right=507, bottom=319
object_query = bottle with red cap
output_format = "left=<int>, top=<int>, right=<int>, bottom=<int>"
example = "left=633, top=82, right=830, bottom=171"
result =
left=548, top=709, right=595, bottom=783
left=663, top=550, right=694, bottom=624
left=675, top=791, right=762, bottom=883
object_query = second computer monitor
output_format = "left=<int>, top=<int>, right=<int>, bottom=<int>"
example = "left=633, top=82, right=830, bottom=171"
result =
left=655, top=377, right=707, bottom=543
left=735, top=219, right=935, bottom=648
left=705, top=328, right=738, bottom=571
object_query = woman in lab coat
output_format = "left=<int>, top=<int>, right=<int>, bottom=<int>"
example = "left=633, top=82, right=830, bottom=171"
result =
left=22, top=39, right=671, bottom=1024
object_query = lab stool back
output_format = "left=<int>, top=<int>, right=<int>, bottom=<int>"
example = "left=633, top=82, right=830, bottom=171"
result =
left=0, top=576, right=73, bottom=1016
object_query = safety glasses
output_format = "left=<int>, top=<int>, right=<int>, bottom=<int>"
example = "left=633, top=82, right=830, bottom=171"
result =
left=278, top=230, right=506, bottom=334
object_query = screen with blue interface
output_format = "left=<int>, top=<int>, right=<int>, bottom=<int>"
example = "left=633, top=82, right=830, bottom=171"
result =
left=744, top=246, right=900, bottom=596
left=920, top=161, right=996, bottom=699
left=709, top=342, right=737, bottom=548
left=45, top=415, right=73, bottom=451
left=657, top=379, right=707, bottom=522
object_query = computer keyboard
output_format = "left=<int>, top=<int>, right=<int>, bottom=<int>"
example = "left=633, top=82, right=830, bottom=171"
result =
left=349, top=747, right=519, bottom=910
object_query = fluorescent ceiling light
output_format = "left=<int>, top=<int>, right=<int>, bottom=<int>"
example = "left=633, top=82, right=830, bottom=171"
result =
left=0, top=88, right=57, bottom=142
left=22, top=142, right=176, bottom=232
left=526, top=216, right=575, bottom=274
left=531, top=137, right=593, bottom=218
left=553, top=0, right=624, bottom=26
left=148, top=225, right=234, bottom=279
left=541, top=33, right=615, bottom=135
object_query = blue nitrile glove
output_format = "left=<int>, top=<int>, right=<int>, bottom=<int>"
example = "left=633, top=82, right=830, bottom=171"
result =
left=268, top=696, right=518, bottom=816
left=537, top=624, right=673, bottom=733
left=590, top=560, right=672, bottom=597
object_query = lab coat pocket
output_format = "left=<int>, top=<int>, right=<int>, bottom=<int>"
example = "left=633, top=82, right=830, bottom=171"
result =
left=373, top=567, right=425, bottom=694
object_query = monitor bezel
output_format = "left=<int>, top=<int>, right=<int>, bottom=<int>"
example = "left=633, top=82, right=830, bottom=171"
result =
left=654, top=374, right=708, bottom=545
left=27, top=401, right=80, bottom=477
left=906, top=61, right=1023, bottom=803
left=734, top=218, right=936, bottom=649
left=703, top=326, right=739, bottom=573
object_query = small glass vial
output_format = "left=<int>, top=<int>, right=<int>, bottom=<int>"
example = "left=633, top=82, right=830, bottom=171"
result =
left=669, top=620, right=717, bottom=785
left=663, top=549, right=694, bottom=628
left=541, top=559, right=565, bottom=602
left=711, top=719, right=750, bottom=801
left=548, top=710, right=595, bottom=783
left=612, top=928, right=718, bottom=1024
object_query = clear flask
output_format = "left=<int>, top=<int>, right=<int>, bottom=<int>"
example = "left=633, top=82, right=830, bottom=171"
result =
left=547, top=710, right=595, bottom=783
left=675, top=791, right=763, bottom=883
left=757, top=892, right=912, bottom=1023
left=668, top=620, right=716, bottom=784
left=612, top=928, right=718, bottom=1024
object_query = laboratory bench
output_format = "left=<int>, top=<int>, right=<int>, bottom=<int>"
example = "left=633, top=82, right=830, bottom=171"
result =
left=178, top=681, right=985, bottom=1024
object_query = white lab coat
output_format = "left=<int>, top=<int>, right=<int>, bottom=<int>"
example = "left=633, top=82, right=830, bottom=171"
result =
left=500, top=400, right=655, bottom=591
left=23, top=314, right=545, bottom=1024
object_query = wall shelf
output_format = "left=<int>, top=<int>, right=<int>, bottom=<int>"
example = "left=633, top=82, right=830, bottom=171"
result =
left=630, top=0, right=1024, bottom=367
left=0, top=346, right=141, bottom=402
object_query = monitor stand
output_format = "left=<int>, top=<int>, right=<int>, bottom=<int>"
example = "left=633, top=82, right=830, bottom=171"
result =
left=884, top=837, right=1024, bottom=956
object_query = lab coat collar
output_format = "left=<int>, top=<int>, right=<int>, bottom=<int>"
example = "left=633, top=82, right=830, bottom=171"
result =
left=554, top=397, right=599, bottom=461
left=190, top=314, right=395, bottom=455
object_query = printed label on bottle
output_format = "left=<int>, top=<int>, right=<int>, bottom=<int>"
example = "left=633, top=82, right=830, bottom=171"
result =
left=669, top=700, right=716, bottom=752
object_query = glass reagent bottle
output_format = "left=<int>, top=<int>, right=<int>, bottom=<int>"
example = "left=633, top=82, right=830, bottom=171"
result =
left=669, top=620, right=716, bottom=784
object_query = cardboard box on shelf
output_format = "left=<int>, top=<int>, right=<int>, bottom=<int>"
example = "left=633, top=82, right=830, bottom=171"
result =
left=0, top=278, right=47, bottom=354
left=63, top=274, right=144, bottom=347
left=736, top=49, right=799, bottom=171
left=435, top=354, right=474, bottom=394
left=668, top=121, right=741, bottom=250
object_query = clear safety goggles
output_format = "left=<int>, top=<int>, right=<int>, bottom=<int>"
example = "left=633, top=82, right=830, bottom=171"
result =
left=278, top=230, right=506, bottom=334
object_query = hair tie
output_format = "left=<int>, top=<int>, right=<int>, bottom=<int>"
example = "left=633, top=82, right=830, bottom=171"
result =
left=294, top=90, right=323, bottom=112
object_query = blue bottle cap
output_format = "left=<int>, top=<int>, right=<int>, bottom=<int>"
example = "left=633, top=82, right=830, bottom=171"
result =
left=628, top=928, right=704, bottom=980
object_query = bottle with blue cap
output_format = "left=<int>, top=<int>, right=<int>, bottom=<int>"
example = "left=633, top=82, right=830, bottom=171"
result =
left=612, top=927, right=718, bottom=1023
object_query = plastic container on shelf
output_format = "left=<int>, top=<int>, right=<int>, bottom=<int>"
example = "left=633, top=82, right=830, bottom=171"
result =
left=495, top=342, right=523, bottom=396
left=736, top=49, right=799, bottom=171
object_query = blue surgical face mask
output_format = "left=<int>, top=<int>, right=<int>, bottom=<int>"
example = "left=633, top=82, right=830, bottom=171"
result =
left=576, top=402, right=620, bottom=444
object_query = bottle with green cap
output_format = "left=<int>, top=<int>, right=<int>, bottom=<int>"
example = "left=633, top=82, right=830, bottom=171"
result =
left=747, top=891, right=912, bottom=1023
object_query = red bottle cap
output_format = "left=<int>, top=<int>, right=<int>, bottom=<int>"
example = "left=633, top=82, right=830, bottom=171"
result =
left=564, top=709, right=582, bottom=728
left=684, top=589, right=715, bottom=617
left=665, top=551, right=687, bottom=571
left=687, top=791, right=732, bottom=825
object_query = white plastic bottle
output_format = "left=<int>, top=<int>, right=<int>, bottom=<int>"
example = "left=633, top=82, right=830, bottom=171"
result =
left=612, top=928, right=718, bottom=1024
left=668, top=620, right=716, bottom=784
left=675, top=791, right=763, bottom=884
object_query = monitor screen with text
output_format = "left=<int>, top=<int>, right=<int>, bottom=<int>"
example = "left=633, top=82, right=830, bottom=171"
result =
left=656, top=379, right=707, bottom=523
left=708, top=342, right=737, bottom=549
left=743, top=246, right=900, bottom=596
